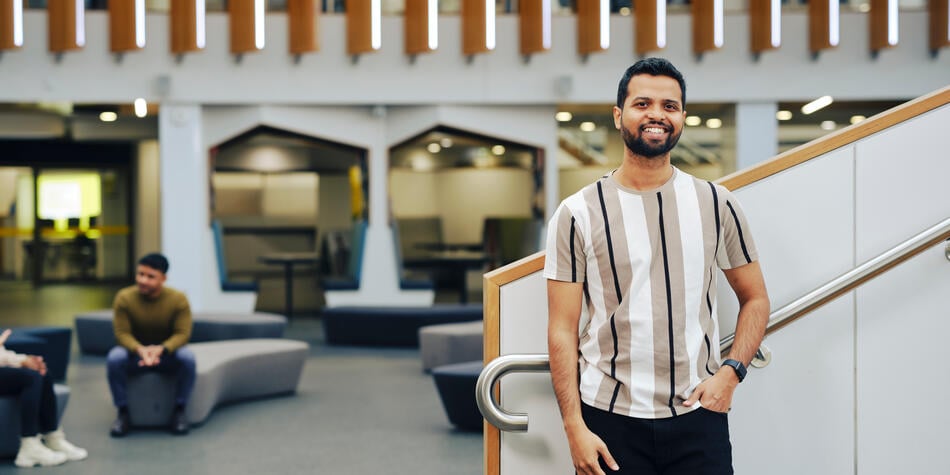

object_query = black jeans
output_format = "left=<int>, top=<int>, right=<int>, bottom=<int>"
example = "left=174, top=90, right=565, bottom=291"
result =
left=0, top=367, right=58, bottom=437
left=581, top=403, right=733, bottom=475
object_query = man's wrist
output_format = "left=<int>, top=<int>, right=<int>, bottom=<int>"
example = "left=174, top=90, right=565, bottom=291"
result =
left=721, top=358, right=747, bottom=383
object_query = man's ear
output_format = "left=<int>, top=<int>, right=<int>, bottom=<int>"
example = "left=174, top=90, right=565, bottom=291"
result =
left=612, top=106, right=622, bottom=130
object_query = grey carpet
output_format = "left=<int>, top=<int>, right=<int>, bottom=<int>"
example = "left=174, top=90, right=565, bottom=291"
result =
left=0, top=283, right=482, bottom=474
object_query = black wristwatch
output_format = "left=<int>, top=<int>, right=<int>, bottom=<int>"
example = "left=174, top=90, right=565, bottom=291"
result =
left=722, top=359, right=747, bottom=383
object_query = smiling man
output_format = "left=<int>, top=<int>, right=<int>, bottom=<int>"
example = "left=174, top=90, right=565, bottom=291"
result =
left=546, top=58, right=770, bottom=475
left=106, top=253, right=195, bottom=437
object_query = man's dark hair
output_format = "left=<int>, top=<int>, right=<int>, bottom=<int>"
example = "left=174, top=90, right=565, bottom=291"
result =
left=616, top=57, right=687, bottom=109
left=138, top=253, right=169, bottom=274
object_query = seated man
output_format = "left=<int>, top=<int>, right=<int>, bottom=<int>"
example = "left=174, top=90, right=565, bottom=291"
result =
left=107, top=253, right=195, bottom=437
left=0, top=329, right=87, bottom=468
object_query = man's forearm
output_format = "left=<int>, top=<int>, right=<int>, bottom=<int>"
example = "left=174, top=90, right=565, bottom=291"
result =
left=549, top=328, right=584, bottom=430
left=726, top=296, right=770, bottom=366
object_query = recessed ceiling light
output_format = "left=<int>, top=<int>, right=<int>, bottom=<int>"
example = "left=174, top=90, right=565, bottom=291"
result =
left=802, top=96, right=834, bottom=115
left=99, top=111, right=118, bottom=122
left=776, top=110, right=793, bottom=121
left=134, top=98, right=147, bottom=118
left=850, top=115, right=866, bottom=125
left=579, top=121, right=596, bottom=132
left=706, top=118, right=722, bottom=129
left=555, top=111, right=573, bottom=122
left=426, top=143, right=441, bottom=153
left=858, top=3, right=870, bottom=12
left=491, top=145, right=506, bottom=155
left=439, top=138, right=453, bottom=148
left=685, top=116, right=702, bottom=126
left=619, top=7, right=631, bottom=16
left=820, top=120, right=837, bottom=131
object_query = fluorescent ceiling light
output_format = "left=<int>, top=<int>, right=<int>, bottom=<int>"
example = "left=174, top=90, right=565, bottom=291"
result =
left=776, top=110, right=792, bottom=121
left=619, top=7, right=630, bottom=16
left=555, top=111, right=573, bottom=122
left=685, top=116, right=702, bottom=126
left=706, top=118, right=722, bottom=129
left=491, top=145, right=506, bottom=155
left=255, top=0, right=265, bottom=49
left=850, top=115, right=866, bottom=124
left=76, top=0, right=86, bottom=47
left=599, top=0, right=609, bottom=49
left=135, top=0, right=146, bottom=47
left=828, top=0, right=839, bottom=46
left=820, top=120, right=836, bottom=130
left=580, top=121, right=596, bottom=132
left=485, top=0, right=495, bottom=50
left=371, top=0, right=381, bottom=50
left=196, top=0, right=206, bottom=48
left=13, top=0, right=23, bottom=46
left=656, top=0, right=666, bottom=48
left=99, top=112, right=118, bottom=122
left=801, top=95, right=833, bottom=115
left=428, top=0, right=438, bottom=49
left=713, top=0, right=723, bottom=47
left=439, top=138, right=453, bottom=148
left=426, top=143, right=441, bottom=153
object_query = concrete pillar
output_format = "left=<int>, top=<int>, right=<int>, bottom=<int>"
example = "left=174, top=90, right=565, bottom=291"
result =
left=736, top=101, right=779, bottom=170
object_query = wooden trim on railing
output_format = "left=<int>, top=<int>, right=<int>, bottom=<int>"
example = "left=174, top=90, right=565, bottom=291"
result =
left=482, top=85, right=950, bottom=475
left=932, top=0, right=950, bottom=53
left=719, top=85, right=950, bottom=190
left=288, top=0, right=318, bottom=54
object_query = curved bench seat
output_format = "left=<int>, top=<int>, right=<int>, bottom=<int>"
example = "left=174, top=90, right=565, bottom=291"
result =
left=128, top=339, right=309, bottom=427
left=322, top=304, right=483, bottom=347
left=75, top=310, right=288, bottom=355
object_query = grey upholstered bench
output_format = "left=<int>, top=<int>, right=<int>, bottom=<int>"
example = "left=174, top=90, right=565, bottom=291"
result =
left=127, top=338, right=309, bottom=427
left=419, top=321, right=483, bottom=372
left=431, top=361, right=483, bottom=432
left=322, top=304, right=483, bottom=347
left=75, top=310, right=288, bottom=355
left=0, top=384, right=70, bottom=457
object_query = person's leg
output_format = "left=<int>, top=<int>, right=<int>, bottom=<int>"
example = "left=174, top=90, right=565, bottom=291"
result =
left=580, top=403, right=659, bottom=475
left=36, top=372, right=88, bottom=461
left=659, top=407, right=733, bottom=475
left=0, top=368, right=68, bottom=467
left=0, top=367, right=42, bottom=437
left=105, top=346, right=134, bottom=409
left=152, top=346, right=196, bottom=434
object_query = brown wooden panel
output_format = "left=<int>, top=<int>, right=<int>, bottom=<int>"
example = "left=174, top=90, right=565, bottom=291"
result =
left=170, top=0, right=202, bottom=53
left=692, top=0, right=720, bottom=55
left=48, top=0, right=83, bottom=52
left=462, top=0, right=491, bottom=55
left=931, top=0, right=950, bottom=52
left=288, top=0, right=318, bottom=54
left=0, top=0, right=22, bottom=50
left=109, top=0, right=143, bottom=52
left=749, top=0, right=779, bottom=55
left=230, top=0, right=258, bottom=53
left=347, top=0, right=378, bottom=54
left=634, top=0, right=663, bottom=55
left=577, top=0, right=606, bottom=55
left=808, top=0, right=836, bottom=55
left=405, top=0, right=434, bottom=55
left=870, top=0, right=897, bottom=53
left=520, top=0, right=549, bottom=55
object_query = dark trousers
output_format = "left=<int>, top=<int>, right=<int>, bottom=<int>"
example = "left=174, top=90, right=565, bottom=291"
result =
left=581, top=403, right=733, bottom=475
left=106, top=346, right=196, bottom=409
left=0, top=367, right=58, bottom=437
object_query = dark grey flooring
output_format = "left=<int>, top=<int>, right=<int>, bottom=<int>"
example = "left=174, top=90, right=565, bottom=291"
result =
left=0, top=282, right=482, bottom=474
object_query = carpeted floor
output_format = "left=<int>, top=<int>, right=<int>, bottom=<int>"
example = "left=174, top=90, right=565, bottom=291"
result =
left=0, top=283, right=482, bottom=474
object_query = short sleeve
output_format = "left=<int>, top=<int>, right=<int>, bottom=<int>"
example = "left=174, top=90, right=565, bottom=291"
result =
left=543, top=201, right=586, bottom=282
left=716, top=188, right=759, bottom=270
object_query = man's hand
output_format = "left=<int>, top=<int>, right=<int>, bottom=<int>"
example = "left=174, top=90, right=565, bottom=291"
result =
left=683, top=367, right=738, bottom=413
left=567, top=426, right=619, bottom=475
left=0, top=328, right=11, bottom=346
left=136, top=345, right=164, bottom=367
left=22, top=355, right=48, bottom=376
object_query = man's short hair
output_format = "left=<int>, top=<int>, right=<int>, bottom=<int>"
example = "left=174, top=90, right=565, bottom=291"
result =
left=616, top=57, right=687, bottom=109
left=138, top=253, right=169, bottom=274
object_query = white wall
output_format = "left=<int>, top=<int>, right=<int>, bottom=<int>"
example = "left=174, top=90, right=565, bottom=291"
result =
left=492, top=102, right=950, bottom=474
left=2, top=12, right=946, bottom=105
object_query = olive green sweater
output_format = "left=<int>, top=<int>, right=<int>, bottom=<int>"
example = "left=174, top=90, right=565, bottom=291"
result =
left=113, top=285, right=193, bottom=352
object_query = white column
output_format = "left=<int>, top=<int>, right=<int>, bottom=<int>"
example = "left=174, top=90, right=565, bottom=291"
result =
left=735, top=101, right=779, bottom=170
left=159, top=103, right=208, bottom=310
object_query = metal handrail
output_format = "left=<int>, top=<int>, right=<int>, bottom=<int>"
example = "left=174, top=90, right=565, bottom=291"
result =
left=477, top=217, right=950, bottom=432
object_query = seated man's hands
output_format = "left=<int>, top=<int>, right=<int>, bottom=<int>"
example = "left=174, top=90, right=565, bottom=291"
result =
left=22, top=355, right=48, bottom=376
left=136, top=345, right=165, bottom=367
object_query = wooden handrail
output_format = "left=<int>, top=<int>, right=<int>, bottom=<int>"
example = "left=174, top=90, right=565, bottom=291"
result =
left=482, top=84, right=950, bottom=475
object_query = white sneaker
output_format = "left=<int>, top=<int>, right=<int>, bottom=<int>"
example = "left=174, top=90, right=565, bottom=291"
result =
left=14, top=435, right=68, bottom=468
left=43, top=429, right=89, bottom=461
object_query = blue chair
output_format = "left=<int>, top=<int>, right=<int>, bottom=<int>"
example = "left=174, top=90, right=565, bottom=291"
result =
left=321, top=221, right=367, bottom=291
left=392, top=223, right=434, bottom=291
left=211, top=219, right=259, bottom=292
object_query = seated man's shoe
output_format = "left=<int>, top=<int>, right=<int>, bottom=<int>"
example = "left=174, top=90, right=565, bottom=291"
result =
left=110, top=411, right=130, bottom=438
left=170, top=407, right=189, bottom=435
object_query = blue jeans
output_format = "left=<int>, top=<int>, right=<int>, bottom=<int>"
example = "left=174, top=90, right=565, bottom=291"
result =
left=106, top=346, right=196, bottom=409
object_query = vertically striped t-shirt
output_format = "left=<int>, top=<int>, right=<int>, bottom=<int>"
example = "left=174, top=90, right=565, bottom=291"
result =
left=543, top=167, right=758, bottom=419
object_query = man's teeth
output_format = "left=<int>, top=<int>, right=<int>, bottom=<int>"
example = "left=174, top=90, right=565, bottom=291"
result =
left=645, top=127, right=666, bottom=133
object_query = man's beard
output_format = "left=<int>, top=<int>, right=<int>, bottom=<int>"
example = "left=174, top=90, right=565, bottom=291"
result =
left=621, top=122, right=682, bottom=158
